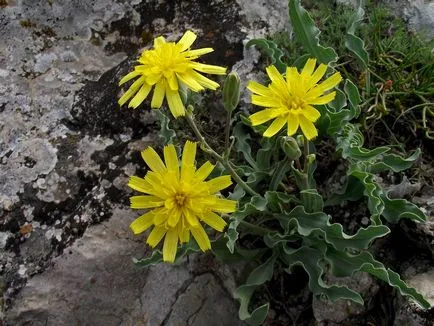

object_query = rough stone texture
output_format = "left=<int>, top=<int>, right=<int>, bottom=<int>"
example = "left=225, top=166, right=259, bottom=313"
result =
left=312, top=272, right=379, bottom=323
left=4, top=208, right=243, bottom=326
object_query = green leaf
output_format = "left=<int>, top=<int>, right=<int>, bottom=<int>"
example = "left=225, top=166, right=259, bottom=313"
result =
left=278, top=206, right=390, bottom=251
left=225, top=195, right=268, bottom=253
left=337, top=124, right=390, bottom=161
left=133, top=240, right=200, bottom=266
left=212, top=237, right=265, bottom=264
left=133, top=250, right=163, bottom=267
left=233, top=122, right=257, bottom=169
left=300, top=189, right=324, bottom=213
left=325, top=176, right=364, bottom=206
left=235, top=253, right=277, bottom=325
left=328, top=88, right=347, bottom=111
left=344, top=79, right=361, bottom=119
left=345, top=3, right=369, bottom=70
left=282, top=246, right=363, bottom=304
left=350, top=170, right=384, bottom=225
left=269, top=159, right=292, bottom=191
left=288, top=0, right=338, bottom=64
left=381, top=195, right=427, bottom=223
left=246, top=38, right=286, bottom=73
left=156, top=111, right=176, bottom=145
left=265, top=191, right=300, bottom=213
left=325, top=247, right=431, bottom=309
left=368, top=149, right=421, bottom=173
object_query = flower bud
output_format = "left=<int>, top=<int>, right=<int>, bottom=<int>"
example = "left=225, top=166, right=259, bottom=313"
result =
left=223, top=72, right=241, bottom=113
left=280, top=136, right=301, bottom=160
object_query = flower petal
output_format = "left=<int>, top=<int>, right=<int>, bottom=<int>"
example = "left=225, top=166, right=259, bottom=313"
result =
left=190, top=224, right=211, bottom=251
left=201, top=211, right=227, bottom=232
left=306, top=72, right=342, bottom=100
left=176, top=72, right=204, bottom=92
left=119, top=70, right=142, bottom=86
left=185, top=48, right=214, bottom=58
left=130, top=211, right=154, bottom=234
left=302, top=58, right=316, bottom=77
left=251, top=94, right=282, bottom=107
left=164, top=144, right=179, bottom=176
left=181, top=141, right=196, bottom=171
left=266, top=65, right=287, bottom=91
left=212, top=198, right=237, bottom=213
left=190, top=71, right=220, bottom=90
left=151, top=81, right=166, bottom=108
left=299, top=115, right=318, bottom=140
left=166, top=88, right=185, bottom=118
left=287, top=113, right=299, bottom=136
left=130, top=195, right=164, bottom=209
left=141, top=147, right=166, bottom=173
left=190, top=62, right=227, bottom=75
left=163, top=228, right=179, bottom=263
left=168, top=208, right=182, bottom=227
left=178, top=221, right=190, bottom=243
left=263, top=116, right=286, bottom=137
left=128, top=83, right=152, bottom=109
left=249, top=108, right=283, bottom=125
left=128, top=176, right=153, bottom=193
left=206, top=175, right=232, bottom=193
left=247, top=81, right=271, bottom=97
left=178, top=30, right=197, bottom=51
left=154, top=36, right=166, bottom=47
left=147, top=226, right=167, bottom=248
left=194, top=161, right=215, bottom=181
left=308, top=91, right=336, bottom=105
left=306, top=63, right=328, bottom=90
left=302, top=105, right=321, bottom=122
left=118, top=76, right=147, bottom=106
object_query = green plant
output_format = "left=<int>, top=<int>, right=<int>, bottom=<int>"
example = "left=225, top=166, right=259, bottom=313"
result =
left=120, top=1, right=431, bottom=324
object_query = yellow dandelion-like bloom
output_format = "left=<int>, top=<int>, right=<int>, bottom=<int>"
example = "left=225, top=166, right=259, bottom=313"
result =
left=248, top=59, right=342, bottom=140
left=128, top=141, right=237, bottom=263
left=118, top=30, right=227, bottom=118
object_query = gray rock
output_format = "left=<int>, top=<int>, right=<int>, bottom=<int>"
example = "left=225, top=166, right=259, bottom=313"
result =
left=312, top=272, right=379, bottom=323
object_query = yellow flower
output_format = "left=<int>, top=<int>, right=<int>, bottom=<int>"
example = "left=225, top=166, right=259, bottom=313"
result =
left=128, top=141, right=237, bottom=263
left=248, top=59, right=342, bottom=140
left=118, top=30, right=227, bottom=118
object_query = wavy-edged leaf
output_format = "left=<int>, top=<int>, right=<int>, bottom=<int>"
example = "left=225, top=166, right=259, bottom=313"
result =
left=368, top=149, right=421, bottom=173
left=233, top=122, right=257, bottom=169
left=225, top=195, right=268, bottom=253
left=344, top=79, right=361, bottom=119
left=277, top=206, right=390, bottom=250
left=235, top=253, right=277, bottom=325
left=381, top=195, right=427, bottom=223
left=325, top=175, right=364, bottom=206
left=246, top=39, right=286, bottom=73
left=156, top=110, right=176, bottom=145
left=326, top=247, right=430, bottom=309
left=288, top=0, right=338, bottom=64
left=282, top=246, right=363, bottom=304
left=300, top=189, right=324, bottom=213
left=350, top=170, right=384, bottom=225
left=345, top=4, right=368, bottom=69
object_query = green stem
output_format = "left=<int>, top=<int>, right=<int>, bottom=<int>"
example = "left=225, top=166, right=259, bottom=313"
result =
left=238, top=220, right=271, bottom=236
left=224, top=111, right=232, bottom=158
left=185, top=109, right=260, bottom=197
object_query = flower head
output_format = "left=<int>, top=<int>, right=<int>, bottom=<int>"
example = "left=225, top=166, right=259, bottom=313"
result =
left=248, top=59, right=342, bottom=140
left=128, top=141, right=237, bottom=263
left=118, top=31, right=227, bottom=118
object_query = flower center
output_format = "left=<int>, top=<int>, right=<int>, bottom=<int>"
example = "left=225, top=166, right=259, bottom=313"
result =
left=287, top=97, right=306, bottom=111
left=175, top=193, right=187, bottom=206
